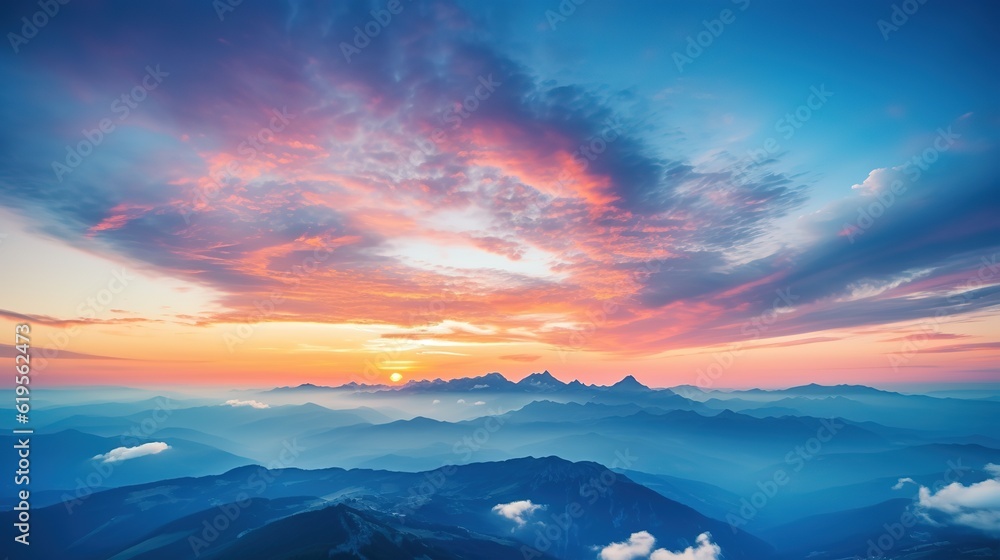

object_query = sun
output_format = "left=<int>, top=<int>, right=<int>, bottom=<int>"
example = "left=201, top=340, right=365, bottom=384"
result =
left=389, top=372, right=403, bottom=383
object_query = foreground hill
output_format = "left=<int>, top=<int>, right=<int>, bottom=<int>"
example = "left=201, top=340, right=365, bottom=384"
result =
left=5, top=456, right=771, bottom=560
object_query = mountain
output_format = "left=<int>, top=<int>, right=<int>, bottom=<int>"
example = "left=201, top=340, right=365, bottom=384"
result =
left=589, top=385, right=706, bottom=410
left=503, top=400, right=654, bottom=423
left=259, top=372, right=662, bottom=397
left=745, top=443, right=1000, bottom=495
left=389, top=371, right=518, bottom=393
left=295, top=404, right=897, bottom=479
left=393, top=456, right=772, bottom=559
left=515, top=370, right=568, bottom=392
left=6, top=456, right=772, bottom=560
left=607, top=374, right=651, bottom=392
left=761, top=498, right=1000, bottom=559
left=613, top=469, right=743, bottom=521
left=213, top=502, right=556, bottom=560
left=782, top=383, right=895, bottom=397
left=700, top=390, right=1000, bottom=436
left=266, top=382, right=390, bottom=393
left=0, top=430, right=253, bottom=496
left=26, top=396, right=204, bottom=424
left=117, top=499, right=554, bottom=560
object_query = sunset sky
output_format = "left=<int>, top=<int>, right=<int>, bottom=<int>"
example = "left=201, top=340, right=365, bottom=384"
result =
left=0, top=0, right=998, bottom=388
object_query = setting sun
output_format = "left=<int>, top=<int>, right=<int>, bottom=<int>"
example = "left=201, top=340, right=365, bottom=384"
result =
left=389, top=372, right=404, bottom=383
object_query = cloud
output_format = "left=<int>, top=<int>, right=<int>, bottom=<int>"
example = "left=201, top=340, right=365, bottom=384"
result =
left=650, top=533, right=722, bottom=560
left=597, top=532, right=722, bottom=560
left=598, top=531, right=655, bottom=560
left=474, top=401, right=486, bottom=405
left=223, top=399, right=270, bottom=409
left=893, top=477, right=916, bottom=490
left=93, top=442, right=170, bottom=463
left=500, top=354, right=542, bottom=362
left=0, top=344, right=127, bottom=361
left=432, top=399, right=441, bottom=405
left=914, top=464, right=1000, bottom=535
left=0, top=309, right=154, bottom=330
left=0, top=0, right=997, bottom=364
left=882, top=332, right=968, bottom=342
left=916, top=342, right=1000, bottom=354
left=492, top=500, right=544, bottom=527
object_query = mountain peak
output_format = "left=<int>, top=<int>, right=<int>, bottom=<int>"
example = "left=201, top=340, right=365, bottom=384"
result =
left=482, top=372, right=509, bottom=382
left=516, top=370, right=567, bottom=391
left=610, top=375, right=650, bottom=391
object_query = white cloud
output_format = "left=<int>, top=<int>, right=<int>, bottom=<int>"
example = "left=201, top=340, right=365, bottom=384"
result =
left=474, top=400, right=486, bottom=405
left=650, top=533, right=722, bottom=560
left=893, top=477, right=916, bottom=490
left=223, top=399, right=270, bottom=409
left=93, top=442, right=170, bottom=463
left=597, top=532, right=722, bottom=560
left=432, top=399, right=441, bottom=405
left=599, top=531, right=655, bottom=560
left=915, top=464, right=1000, bottom=535
left=492, top=500, right=544, bottom=527
left=457, top=399, right=466, bottom=404
left=850, top=165, right=906, bottom=194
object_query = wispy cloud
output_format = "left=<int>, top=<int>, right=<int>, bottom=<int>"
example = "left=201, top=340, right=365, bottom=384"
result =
left=500, top=354, right=542, bottom=362
left=93, top=442, right=170, bottom=463
left=223, top=399, right=270, bottom=409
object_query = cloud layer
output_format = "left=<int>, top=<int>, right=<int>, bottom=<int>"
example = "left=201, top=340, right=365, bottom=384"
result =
left=0, top=0, right=997, bottom=372
left=915, top=464, right=1000, bottom=535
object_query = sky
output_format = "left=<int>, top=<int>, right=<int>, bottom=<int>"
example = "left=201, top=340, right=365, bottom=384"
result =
left=0, top=0, right=998, bottom=389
